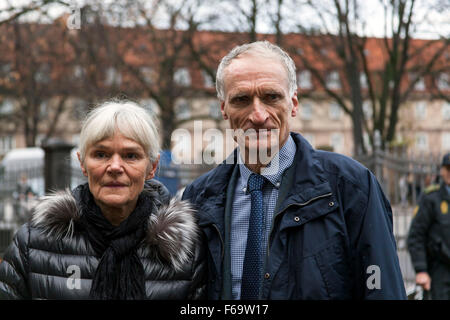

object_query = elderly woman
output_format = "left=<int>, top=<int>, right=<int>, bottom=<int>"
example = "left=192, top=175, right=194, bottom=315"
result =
left=0, top=100, right=205, bottom=299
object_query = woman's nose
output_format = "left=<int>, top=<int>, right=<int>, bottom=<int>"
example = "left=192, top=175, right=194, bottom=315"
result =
left=107, top=154, right=124, bottom=173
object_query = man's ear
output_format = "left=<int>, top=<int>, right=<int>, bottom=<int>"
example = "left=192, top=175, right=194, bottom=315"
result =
left=77, top=151, right=88, bottom=177
left=221, top=101, right=228, bottom=120
left=291, top=92, right=299, bottom=117
left=146, top=154, right=160, bottom=180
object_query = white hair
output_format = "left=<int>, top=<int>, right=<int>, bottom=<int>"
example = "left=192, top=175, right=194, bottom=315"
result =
left=215, top=40, right=297, bottom=101
left=78, top=100, right=160, bottom=164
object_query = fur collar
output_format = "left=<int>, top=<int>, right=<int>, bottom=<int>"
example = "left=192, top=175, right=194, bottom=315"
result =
left=30, top=189, right=199, bottom=272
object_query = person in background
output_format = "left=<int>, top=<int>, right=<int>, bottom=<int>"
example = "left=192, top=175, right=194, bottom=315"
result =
left=0, top=100, right=206, bottom=299
left=408, top=153, right=450, bottom=300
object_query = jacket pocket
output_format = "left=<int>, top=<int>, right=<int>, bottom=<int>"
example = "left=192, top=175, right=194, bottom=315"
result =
left=312, top=234, right=352, bottom=299
left=291, top=234, right=352, bottom=300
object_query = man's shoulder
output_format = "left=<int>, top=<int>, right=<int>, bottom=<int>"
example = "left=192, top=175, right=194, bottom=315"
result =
left=423, top=183, right=440, bottom=195
left=313, top=149, right=370, bottom=185
left=183, top=163, right=231, bottom=199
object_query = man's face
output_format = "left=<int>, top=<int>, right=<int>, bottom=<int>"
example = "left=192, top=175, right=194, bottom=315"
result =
left=441, top=165, right=450, bottom=186
left=220, top=53, right=298, bottom=162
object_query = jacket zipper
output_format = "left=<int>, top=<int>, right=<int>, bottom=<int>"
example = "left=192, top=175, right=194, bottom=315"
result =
left=266, top=192, right=333, bottom=258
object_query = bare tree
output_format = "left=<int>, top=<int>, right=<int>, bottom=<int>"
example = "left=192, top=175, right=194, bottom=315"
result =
left=0, top=20, right=76, bottom=147
left=284, top=0, right=449, bottom=154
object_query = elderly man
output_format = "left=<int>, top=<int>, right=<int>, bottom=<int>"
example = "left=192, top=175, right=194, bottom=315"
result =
left=408, top=153, right=450, bottom=300
left=182, top=41, right=406, bottom=300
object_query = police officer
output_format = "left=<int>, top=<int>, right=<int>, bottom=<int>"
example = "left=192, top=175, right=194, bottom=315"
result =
left=407, top=153, right=450, bottom=299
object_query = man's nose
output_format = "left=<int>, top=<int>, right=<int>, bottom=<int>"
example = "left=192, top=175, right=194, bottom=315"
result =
left=107, top=154, right=124, bottom=173
left=248, top=98, right=269, bottom=125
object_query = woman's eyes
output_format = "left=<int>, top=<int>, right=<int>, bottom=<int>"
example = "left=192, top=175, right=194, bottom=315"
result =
left=94, top=151, right=107, bottom=158
left=93, top=152, right=140, bottom=160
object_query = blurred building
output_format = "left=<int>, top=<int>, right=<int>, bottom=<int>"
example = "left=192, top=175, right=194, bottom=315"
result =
left=0, top=18, right=448, bottom=163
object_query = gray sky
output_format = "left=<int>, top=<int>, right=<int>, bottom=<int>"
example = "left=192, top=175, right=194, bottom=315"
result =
left=1, top=0, right=448, bottom=39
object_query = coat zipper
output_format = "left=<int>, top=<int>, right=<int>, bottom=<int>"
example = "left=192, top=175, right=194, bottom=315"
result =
left=266, top=192, right=333, bottom=258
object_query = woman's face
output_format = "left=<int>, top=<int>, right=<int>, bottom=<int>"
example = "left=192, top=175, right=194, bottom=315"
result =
left=78, top=131, right=158, bottom=212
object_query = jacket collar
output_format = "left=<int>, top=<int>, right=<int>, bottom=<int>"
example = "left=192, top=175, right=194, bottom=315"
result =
left=196, top=132, right=329, bottom=225
left=30, top=185, right=199, bottom=272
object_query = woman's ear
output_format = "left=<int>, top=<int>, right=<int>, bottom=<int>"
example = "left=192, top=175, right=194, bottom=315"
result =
left=77, top=151, right=88, bottom=177
left=146, top=154, right=160, bottom=180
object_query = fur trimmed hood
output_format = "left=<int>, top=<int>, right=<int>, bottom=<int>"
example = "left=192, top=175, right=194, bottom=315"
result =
left=30, top=188, right=199, bottom=272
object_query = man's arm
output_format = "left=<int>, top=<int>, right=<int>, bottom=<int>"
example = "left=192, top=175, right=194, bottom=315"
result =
left=407, top=196, right=433, bottom=274
left=352, top=171, right=407, bottom=299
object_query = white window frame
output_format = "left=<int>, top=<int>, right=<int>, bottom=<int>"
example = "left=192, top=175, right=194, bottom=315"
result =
left=303, top=133, right=315, bottom=147
left=442, top=132, right=450, bottom=152
left=202, top=70, right=214, bottom=88
left=442, top=102, right=450, bottom=120
left=175, top=99, right=191, bottom=120
left=330, top=132, right=344, bottom=153
left=301, top=102, right=313, bottom=120
left=297, top=70, right=312, bottom=89
left=174, top=68, right=191, bottom=87
left=329, top=102, right=342, bottom=120
left=415, top=132, right=428, bottom=151
left=105, top=67, right=122, bottom=86
left=326, top=71, right=341, bottom=90
left=414, top=101, right=427, bottom=120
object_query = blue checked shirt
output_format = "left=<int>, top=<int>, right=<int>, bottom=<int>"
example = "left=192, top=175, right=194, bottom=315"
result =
left=231, top=135, right=297, bottom=299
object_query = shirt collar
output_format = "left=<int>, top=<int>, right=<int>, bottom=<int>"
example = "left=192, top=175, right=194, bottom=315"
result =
left=238, top=135, right=297, bottom=190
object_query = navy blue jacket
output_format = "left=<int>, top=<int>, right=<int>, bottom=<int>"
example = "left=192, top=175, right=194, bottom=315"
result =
left=182, top=133, right=406, bottom=300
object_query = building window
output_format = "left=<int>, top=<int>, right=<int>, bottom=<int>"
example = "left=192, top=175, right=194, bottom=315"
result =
left=0, top=135, right=15, bottom=154
left=209, top=100, right=221, bottom=119
left=415, top=133, right=428, bottom=151
left=34, top=63, right=51, bottom=84
left=360, top=73, right=368, bottom=89
left=140, top=67, right=155, bottom=85
left=175, top=99, right=191, bottom=120
left=202, top=70, right=215, bottom=88
left=442, top=133, right=450, bottom=152
left=174, top=68, right=191, bottom=86
left=303, top=133, right=315, bottom=147
left=330, top=132, right=344, bottom=153
left=363, top=101, right=373, bottom=120
left=73, top=65, right=85, bottom=80
left=297, top=70, right=312, bottom=89
left=410, top=73, right=425, bottom=90
left=329, top=102, right=342, bottom=120
left=140, top=98, right=159, bottom=116
left=437, top=73, right=449, bottom=90
left=442, top=102, right=450, bottom=120
left=0, top=98, right=14, bottom=115
left=414, top=101, right=427, bottom=120
left=326, top=71, right=340, bottom=90
left=301, top=102, right=313, bottom=120
left=105, top=67, right=122, bottom=86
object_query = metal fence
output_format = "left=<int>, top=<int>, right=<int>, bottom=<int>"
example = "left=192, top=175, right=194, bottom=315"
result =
left=354, top=137, right=443, bottom=298
left=0, top=141, right=440, bottom=297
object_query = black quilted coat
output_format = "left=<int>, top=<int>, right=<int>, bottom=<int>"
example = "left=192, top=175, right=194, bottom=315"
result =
left=0, top=180, right=206, bottom=299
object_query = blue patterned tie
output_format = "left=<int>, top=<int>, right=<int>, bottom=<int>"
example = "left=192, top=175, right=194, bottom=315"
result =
left=241, top=173, right=265, bottom=300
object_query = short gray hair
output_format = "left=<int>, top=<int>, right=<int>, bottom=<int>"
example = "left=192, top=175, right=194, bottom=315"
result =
left=78, top=100, right=160, bottom=164
left=215, top=41, right=297, bottom=101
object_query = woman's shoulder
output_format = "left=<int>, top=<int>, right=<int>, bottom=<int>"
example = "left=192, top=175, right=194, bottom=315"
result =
left=143, top=197, right=200, bottom=272
left=30, top=189, right=80, bottom=240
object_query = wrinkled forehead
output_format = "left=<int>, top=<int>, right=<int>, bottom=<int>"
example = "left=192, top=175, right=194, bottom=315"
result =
left=223, top=53, right=290, bottom=92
